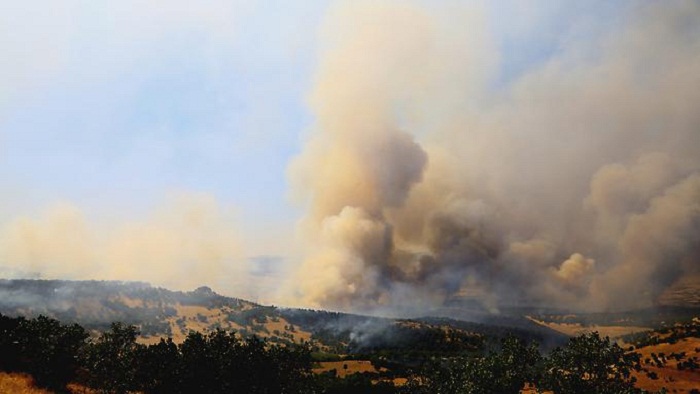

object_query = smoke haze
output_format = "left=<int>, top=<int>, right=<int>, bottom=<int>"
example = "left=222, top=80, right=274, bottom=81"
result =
left=291, top=1, right=700, bottom=312
left=0, top=193, right=247, bottom=293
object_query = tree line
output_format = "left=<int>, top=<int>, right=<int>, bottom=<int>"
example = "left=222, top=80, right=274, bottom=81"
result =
left=405, top=334, right=650, bottom=394
left=0, top=313, right=669, bottom=393
left=0, top=314, right=313, bottom=394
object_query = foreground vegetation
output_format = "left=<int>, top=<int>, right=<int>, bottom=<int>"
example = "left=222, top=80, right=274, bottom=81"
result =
left=1, top=313, right=687, bottom=393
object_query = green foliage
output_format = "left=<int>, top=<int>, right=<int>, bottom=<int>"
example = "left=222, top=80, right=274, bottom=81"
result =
left=406, top=336, right=541, bottom=394
left=0, top=313, right=24, bottom=371
left=23, top=316, right=88, bottom=391
left=174, top=330, right=315, bottom=394
left=0, top=313, right=88, bottom=392
left=541, top=332, right=640, bottom=394
left=81, top=322, right=142, bottom=394
left=134, top=338, right=181, bottom=394
left=404, top=332, right=661, bottom=394
left=0, top=313, right=678, bottom=394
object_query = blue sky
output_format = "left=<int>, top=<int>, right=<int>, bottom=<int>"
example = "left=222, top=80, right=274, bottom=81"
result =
left=0, top=1, right=612, bottom=215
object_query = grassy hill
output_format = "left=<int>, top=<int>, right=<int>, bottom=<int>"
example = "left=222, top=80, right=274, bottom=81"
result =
left=0, top=279, right=567, bottom=355
left=620, top=318, right=700, bottom=392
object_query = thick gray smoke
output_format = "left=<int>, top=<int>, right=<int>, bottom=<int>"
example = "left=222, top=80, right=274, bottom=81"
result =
left=291, top=1, right=700, bottom=312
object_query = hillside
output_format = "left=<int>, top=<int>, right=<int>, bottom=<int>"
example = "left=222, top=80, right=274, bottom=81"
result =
left=658, top=274, right=700, bottom=308
left=0, top=279, right=567, bottom=354
left=621, top=319, right=700, bottom=392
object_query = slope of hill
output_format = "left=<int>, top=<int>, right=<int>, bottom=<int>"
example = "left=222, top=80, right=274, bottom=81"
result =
left=658, top=274, right=700, bottom=308
left=622, top=319, right=700, bottom=392
left=0, top=279, right=567, bottom=354
left=0, top=279, right=311, bottom=345
left=529, top=306, right=700, bottom=328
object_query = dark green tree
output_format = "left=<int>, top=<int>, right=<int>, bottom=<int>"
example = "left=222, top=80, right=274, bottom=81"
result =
left=266, top=342, right=316, bottom=394
left=475, top=336, right=542, bottom=393
left=81, top=322, right=142, bottom=394
left=177, top=330, right=315, bottom=394
left=0, top=314, right=88, bottom=392
left=23, top=316, right=88, bottom=392
left=0, top=313, right=24, bottom=371
left=405, top=336, right=542, bottom=394
left=542, top=331, right=640, bottom=394
left=178, top=330, right=233, bottom=393
left=134, top=337, right=182, bottom=394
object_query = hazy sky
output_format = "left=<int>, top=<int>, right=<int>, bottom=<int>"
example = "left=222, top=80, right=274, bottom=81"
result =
left=3, top=1, right=695, bottom=310
left=1, top=1, right=324, bottom=238
left=1, top=0, right=615, bottom=237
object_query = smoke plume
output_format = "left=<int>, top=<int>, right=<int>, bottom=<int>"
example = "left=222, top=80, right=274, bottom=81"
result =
left=291, top=1, right=700, bottom=312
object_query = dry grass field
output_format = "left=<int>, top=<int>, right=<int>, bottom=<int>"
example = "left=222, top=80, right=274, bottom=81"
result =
left=0, top=373, right=145, bottom=394
left=633, top=365, right=700, bottom=392
left=264, top=317, right=313, bottom=343
left=136, top=303, right=315, bottom=345
left=527, top=316, right=700, bottom=392
left=0, top=372, right=102, bottom=394
left=631, top=337, right=700, bottom=392
left=0, top=373, right=51, bottom=394
left=526, top=316, right=651, bottom=339
left=313, top=360, right=384, bottom=378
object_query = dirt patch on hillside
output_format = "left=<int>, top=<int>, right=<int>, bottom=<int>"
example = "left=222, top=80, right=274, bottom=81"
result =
left=314, top=360, right=383, bottom=378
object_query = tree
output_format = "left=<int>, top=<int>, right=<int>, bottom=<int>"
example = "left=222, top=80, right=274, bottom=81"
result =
left=0, top=314, right=88, bottom=392
left=22, top=316, right=88, bottom=392
left=542, top=332, right=640, bottom=394
left=178, top=330, right=235, bottom=393
left=406, top=336, right=542, bottom=394
left=81, top=322, right=142, bottom=394
left=477, top=336, right=542, bottom=393
left=0, top=313, right=24, bottom=371
left=134, top=337, right=182, bottom=394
